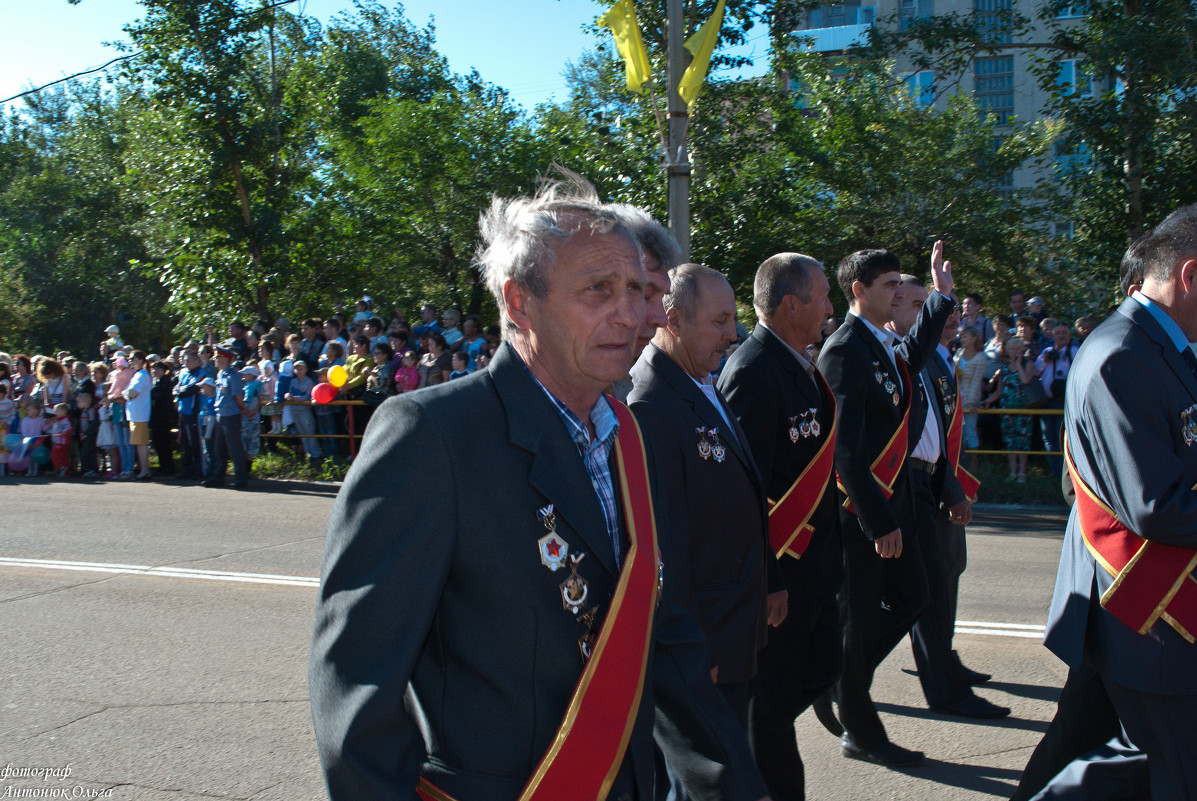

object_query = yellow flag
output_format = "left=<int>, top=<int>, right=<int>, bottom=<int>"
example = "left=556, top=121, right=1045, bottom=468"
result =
left=678, top=0, right=726, bottom=109
left=598, top=0, right=653, bottom=95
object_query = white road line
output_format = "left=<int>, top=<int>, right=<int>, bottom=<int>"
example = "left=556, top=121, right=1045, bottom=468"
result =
left=0, top=557, right=1051, bottom=638
left=0, top=556, right=319, bottom=588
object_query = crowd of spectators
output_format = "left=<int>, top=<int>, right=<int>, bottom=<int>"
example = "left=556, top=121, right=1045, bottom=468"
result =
left=0, top=299, right=501, bottom=481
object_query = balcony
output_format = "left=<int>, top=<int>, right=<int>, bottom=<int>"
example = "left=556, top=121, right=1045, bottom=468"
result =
left=795, top=22, right=873, bottom=52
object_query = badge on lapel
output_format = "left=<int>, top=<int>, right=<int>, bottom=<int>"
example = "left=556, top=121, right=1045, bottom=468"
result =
left=708, top=427, right=727, bottom=463
left=696, top=426, right=713, bottom=460
left=560, top=553, right=589, bottom=614
left=873, top=361, right=899, bottom=406
left=537, top=504, right=569, bottom=572
left=1182, top=404, right=1197, bottom=446
left=937, top=375, right=954, bottom=417
left=788, top=410, right=821, bottom=442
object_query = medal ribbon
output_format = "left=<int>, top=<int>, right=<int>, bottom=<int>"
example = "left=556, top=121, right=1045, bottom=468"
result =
left=768, top=370, right=837, bottom=560
left=418, top=397, right=660, bottom=801
left=944, top=376, right=981, bottom=502
left=1065, top=436, right=1197, bottom=643
left=838, top=357, right=913, bottom=515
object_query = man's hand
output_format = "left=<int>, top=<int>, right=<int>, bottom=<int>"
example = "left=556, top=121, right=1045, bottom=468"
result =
left=930, top=239, right=954, bottom=298
left=948, top=499, right=972, bottom=526
left=710, top=666, right=719, bottom=684
left=875, top=529, right=903, bottom=558
left=767, top=589, right=789, bottom=627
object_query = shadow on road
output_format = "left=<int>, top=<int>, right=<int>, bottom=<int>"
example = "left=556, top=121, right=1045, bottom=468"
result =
left=876, top=702, right=1050, bottom=734
left=915, top=759, right=1022, bottom=797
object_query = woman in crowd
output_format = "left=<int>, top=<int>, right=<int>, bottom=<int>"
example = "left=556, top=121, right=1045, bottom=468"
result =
left=954, top=325, right=990, bottom=470
left=35, top=358, right=72, bottom=418
left=284, top=359, right=320, bottom=463
left=12, top=355, right=35, bottom=399
left=982, top=336, right=1036, bottom=482
left=418, top=333, right=451, bottom=388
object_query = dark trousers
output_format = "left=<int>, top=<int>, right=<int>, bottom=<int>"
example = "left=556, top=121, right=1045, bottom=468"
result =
left=659, top=680, right=752, bottom=801
left=78, top=430, right=98, bottom=474
left=178, top=413, right=202, bottom=477
left=837, top=506, right=928, bottom=749
left=909, top=469, right=968, bottom=707
left=151, top=422, right=175, bottom=475
left=1042, top=399, right=1065, bottom=474
left=1012, top=659, right=1133, bottom=801
left=749, top=589, right=842, bottom=801
left=1103, top=676, right=1197, bottom=801
left=207, top=414, right=247, bottom=485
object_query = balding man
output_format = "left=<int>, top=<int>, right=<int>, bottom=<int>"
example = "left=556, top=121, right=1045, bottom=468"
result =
left=718, top=254, right=842, bottom=801
left=311, top=182, right=771, bottom=801
left=629, top=264, right=785, bottom=731
left=1045, top=203, right=1197, bottom=801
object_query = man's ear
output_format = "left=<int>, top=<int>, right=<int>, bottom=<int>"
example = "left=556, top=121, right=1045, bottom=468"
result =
left=851, top=279, right=866, bottom=301
left=1181, top=259, right=1197, bottom=296
left=664, top=304, right=684, bottom=336
left=503, top=279, right=534, bottom=332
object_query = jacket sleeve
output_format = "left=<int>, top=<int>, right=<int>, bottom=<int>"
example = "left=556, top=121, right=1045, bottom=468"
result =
left=718, top=361, right=779, bottom=501
left=895, top=291, right=953, bottom=375
left=309, top=395, right=455, bottom=801
left=819, top=339, right=900, bottom=540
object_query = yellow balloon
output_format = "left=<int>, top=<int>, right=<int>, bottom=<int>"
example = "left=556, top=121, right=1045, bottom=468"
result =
left=328, top=364, right=348, bottom=388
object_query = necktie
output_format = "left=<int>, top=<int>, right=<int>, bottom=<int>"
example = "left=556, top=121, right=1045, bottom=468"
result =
left=1181, top=347, right=1197, bottom=384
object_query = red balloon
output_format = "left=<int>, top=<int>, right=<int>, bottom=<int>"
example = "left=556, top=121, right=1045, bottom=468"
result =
left=312, top=382, right=338, bottom=404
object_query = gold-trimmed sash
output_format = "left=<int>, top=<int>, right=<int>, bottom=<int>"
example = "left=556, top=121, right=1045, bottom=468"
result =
left=768, top=369, right=837, bottom=559
left=838, top=357, right=912, bottom=515
left=944, top=374, right=981, bottom=502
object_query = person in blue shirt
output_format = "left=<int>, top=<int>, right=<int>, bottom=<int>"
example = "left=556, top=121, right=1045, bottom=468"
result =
left=203, top=345, right=249, bottom=489
left=173, top=350, right=205, bottom=480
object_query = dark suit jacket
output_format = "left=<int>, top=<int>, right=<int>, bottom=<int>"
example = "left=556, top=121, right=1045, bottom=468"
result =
left=919, top=347, right=967, bottom=508
left=309, top=344, right=767, bottom=801
left=817, top=292, right=954, bottom=541
left=718, top=325, right=843, bottom=604
left=627, top=344, right=778, bottom=684
left=1045, top=298, right=1197, bottom=695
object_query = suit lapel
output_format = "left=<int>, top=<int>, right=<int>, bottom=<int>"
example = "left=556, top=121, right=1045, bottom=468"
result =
left=490, top=345, right=620, bottom=578
left=1121, top=299, right=1197, bottom=405
left=647, top=344, right=757, bottom=482
left=847, top=314, right=904, bottom=409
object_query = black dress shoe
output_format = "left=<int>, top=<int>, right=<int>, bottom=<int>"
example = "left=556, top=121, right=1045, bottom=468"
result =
left=841, top=735, right=924, bottom=768
left=201, top=480, right=223, bottom=488
left=931, top=693, right=1011, bottom=719
left=812, top=690, right=843, bottom=737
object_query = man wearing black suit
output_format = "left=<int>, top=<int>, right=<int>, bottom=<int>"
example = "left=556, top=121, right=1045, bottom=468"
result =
left=629, top=264, right=787, bottom=726
left=718, top=253, right=841, bottom=801
left=309, top=180, right=770, bottom=801
left=1045, top=204, right=1197, bottom=801
left=816, top=243, right=955, bottom=768
left=890, top=279, right=1008, bottom=719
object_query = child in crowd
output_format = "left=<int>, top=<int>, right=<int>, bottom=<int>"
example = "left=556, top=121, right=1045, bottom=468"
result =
left=313, top=368, right=340, bottom=460
left=76, top=390, right=98, bottom=477
left=284, top=360, right=320, bottom=462
left=394, top=351, right=420, bottom=394
left=240, top=365, right=263, bottom=466
left=49, top=403, right=73, bottom=477
left=259, top=360, right=280, bottom=435
left=448, top=351, right=470, bottom=380
left=198, top=378, right=217, bottom=480
left=19, top=399, right=46, bottom=476
left=0, top=382, right=15, bottom=428
left=0, top=404, right=10, bottom=476
left=95, top=395, right=117, bottom=476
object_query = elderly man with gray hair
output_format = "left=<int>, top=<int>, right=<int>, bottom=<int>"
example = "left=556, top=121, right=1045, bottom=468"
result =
left=310, top=175, right=771, bottom=801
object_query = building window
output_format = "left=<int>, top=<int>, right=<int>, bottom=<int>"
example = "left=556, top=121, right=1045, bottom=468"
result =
left=974, top=0, right=1013, bottom=44
left=1055, top=4, right=1085, bottom=18
left=807, top=2, right=874, bottom=28
left=1057, top=59, right=1093, bottom=97
left=974, top=56, right=1015, bottom=125
left=905, top=70, right=935, bottom=106
left=900, top=0, right=934, bottom=29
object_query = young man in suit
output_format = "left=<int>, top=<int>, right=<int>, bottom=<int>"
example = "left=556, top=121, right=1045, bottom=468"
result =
left=890, top=279, right=1008, bottom=719
left=310, top=179, right=771, bottom=801
left=718, top=253, right=841, bottom=801
left=629, top=264, right=786, bottom=723
left=1046, top=204, right=1197, bottom=801
left=816, top=243, right=955, bottom=768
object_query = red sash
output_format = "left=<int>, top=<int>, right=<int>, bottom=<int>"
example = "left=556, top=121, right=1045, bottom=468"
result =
left=838, top=357, right=912, bottom=515
left=1065, top=437, right=1197, bottom=643
left=419, top=398, right=661, bottom=801
left=768, top=369, right=837, bottom=559
left=944, top=375, right=981, bottom=502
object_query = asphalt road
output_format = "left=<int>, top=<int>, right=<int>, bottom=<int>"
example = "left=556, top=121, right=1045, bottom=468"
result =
left=0, top=478, right=1070, bottom=800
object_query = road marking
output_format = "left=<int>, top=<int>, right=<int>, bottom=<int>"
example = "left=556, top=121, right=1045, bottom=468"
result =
left=0, top=558, right=1052, bottom=638
left=0, top=556, right=319, bottom=588
left=956, top=620, right=1045, bottom=639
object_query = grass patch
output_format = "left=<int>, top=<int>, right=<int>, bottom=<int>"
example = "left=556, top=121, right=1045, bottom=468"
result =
left=969, top=454, right=1067, bottom=507
left=251, top=449, right=349, bottom=482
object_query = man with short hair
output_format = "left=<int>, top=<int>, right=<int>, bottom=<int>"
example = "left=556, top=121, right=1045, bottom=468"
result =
left=1036, top=322, right=1080, bottom=474
left=961, top=293, right=989, bottom=344
left=608, top=203, right=678, bottom=402
left=310, top=181, right=770, bottom=801
left=719, top=253, right=843, bottom=801
left=227, top=321, right=251, bottom=361
left=1009, top=290, right=1027, bottom=322
left=299, top=318, right=323, bottom=371
left=629, top=264, right=785, bottom=725
left=817, top=243, right=955, bottom=768
left=1045, top=203, right=1197, bottom=801
left=203, top=345, right=249, bottom=489
left=173, top=351, right=205, bottom=480
left=411, top=304, right=441, bottom=340
left=892, top=280, right=1007, bottom=720
left=442, top=308, right=463, bottom=348
left=460, top=315, right=487, bottom=370
left=123, top=350, right=153, bottom=480
left=321, top=318, right=347, bottom=359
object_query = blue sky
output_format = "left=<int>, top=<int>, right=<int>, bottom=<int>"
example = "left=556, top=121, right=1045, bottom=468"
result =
left=2, top=0, right=771, bottom=112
